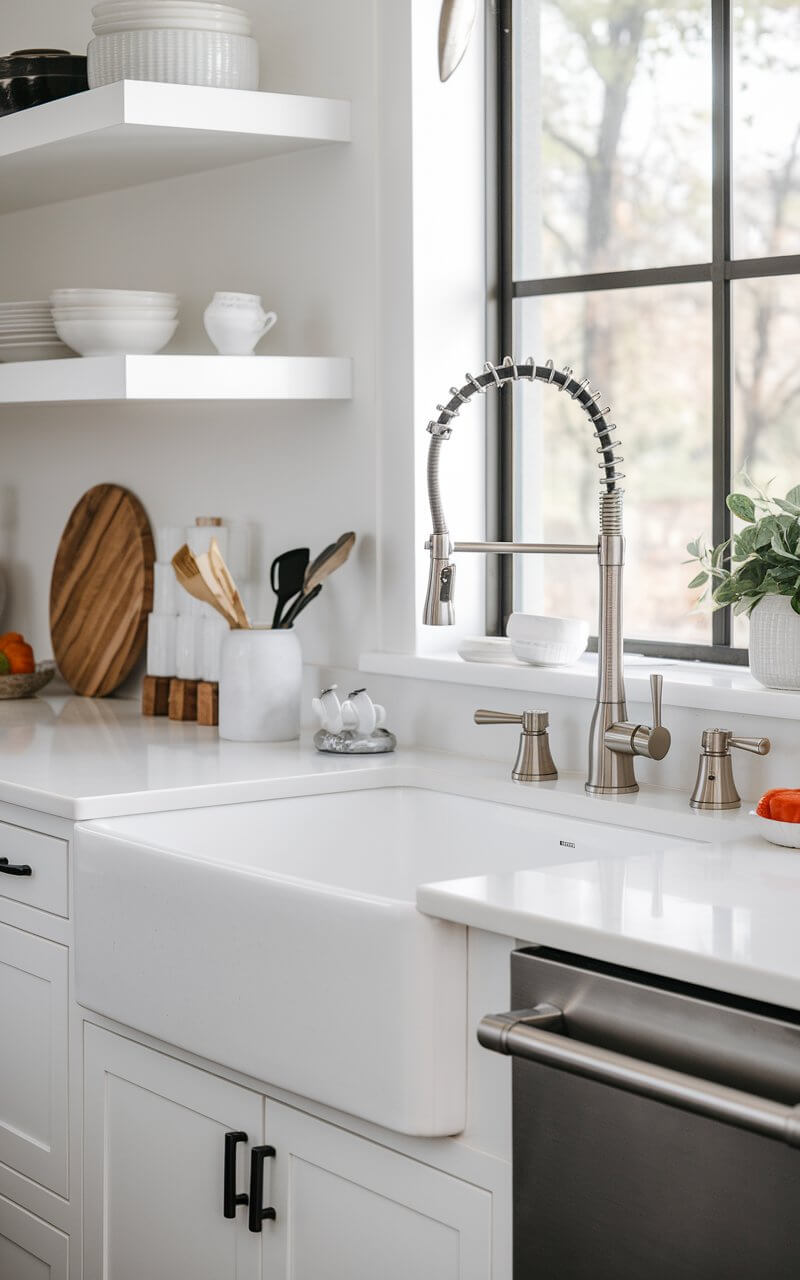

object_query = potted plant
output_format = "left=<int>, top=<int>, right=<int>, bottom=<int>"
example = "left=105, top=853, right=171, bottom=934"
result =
left=687, top=479, right=800, bottom=689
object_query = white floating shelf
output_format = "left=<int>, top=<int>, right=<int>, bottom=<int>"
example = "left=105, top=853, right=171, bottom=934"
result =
left=0, top=80, right=351, bottom=213
left=0, top=355, right=352, bottom=403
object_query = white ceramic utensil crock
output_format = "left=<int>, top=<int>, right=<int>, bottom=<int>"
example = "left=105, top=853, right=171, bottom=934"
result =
left=218, top=627, right=302, bottom=741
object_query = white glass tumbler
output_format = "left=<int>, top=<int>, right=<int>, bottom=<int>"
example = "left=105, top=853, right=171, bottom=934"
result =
left=218, top=628, right=302, bottom=742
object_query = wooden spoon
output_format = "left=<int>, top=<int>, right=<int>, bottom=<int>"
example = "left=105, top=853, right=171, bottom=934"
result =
left=304, top=531, right=356, bottom=593
left=209, top=537, right=251, bottom=630
left=278, top=532, right=356, bottom=628
left=172, top=544, right=237, bottom=626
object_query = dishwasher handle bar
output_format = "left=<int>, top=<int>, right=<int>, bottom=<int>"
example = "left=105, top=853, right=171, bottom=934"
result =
left=478, top=1005, right=800, bottom=1148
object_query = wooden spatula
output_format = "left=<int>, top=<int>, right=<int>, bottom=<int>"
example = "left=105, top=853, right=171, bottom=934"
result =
left=209, top=537, right=251, bottom=630
left=172, top=544, right=237, bottom=626
left=304, top=531, right=356, bottom=593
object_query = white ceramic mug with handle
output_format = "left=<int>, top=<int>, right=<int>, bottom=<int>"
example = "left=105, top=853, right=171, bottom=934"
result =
left=204, top=291, right=278, bottom=356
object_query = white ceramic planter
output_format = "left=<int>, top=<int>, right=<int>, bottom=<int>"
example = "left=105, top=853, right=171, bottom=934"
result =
left=749, top=594, right=800, bottom=690
left=218, top=627, right=302, bottom=741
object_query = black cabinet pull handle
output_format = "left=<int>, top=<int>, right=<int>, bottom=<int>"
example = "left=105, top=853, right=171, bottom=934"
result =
left=223, top=1131, right=249, bottom=1218
left=0, top=857, right=32, bottom=877
left=248, top=1145, right=277, bottom=1231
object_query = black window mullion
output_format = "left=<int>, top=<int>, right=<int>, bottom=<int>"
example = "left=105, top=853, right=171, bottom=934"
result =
left=496, top=0, right=514, bottom=632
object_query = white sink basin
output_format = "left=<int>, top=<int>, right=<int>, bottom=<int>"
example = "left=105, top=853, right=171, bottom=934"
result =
left=75, top=786, right=685, bottom=1135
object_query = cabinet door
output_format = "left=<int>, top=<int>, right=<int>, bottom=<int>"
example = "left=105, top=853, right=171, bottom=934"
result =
left=0, top=1193, right=68, bottom=1280
left=0, top=923, right=68, bottom=1195
left=83, top=1025, right=262, bottom=1280
left=264, top=1102, right=492, bottom=1280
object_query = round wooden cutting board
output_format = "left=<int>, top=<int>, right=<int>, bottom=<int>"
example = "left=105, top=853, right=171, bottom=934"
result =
left=50, top=484, right=155, bottom=697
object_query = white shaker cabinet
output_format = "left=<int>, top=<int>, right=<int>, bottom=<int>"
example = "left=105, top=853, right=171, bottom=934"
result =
left=83, top=1027, right=492, bottom=1280
left=0, top=1195, right=69, bottom=1280
left=265, top=1100, right=492, bottom=1280
left=0, top=923, right=69, bottom=1196
left=83, top=1026, right=263, bottom=1280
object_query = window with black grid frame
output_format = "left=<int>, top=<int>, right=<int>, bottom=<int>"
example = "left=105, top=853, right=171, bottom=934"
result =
left=493, top=0, right=800, bottom=662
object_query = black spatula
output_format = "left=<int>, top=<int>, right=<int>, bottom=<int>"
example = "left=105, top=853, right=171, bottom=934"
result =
left=270, top=547, right=309, bottom=629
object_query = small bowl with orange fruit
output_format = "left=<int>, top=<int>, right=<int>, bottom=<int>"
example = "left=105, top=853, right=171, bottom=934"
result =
left=751, top=790, right=800, bottom=850
left=0, top=632, right=55, bottom=699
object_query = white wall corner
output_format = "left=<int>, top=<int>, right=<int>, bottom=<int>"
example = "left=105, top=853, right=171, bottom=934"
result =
left=375, top=0, right=489, bottom=659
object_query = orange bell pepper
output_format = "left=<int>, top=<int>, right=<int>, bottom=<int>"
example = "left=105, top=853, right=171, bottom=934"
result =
left=0, top=634, right=35, bottom=675
left=756, top=789, right=793, bottom=818
left=770, top=791, right=800, bottom=824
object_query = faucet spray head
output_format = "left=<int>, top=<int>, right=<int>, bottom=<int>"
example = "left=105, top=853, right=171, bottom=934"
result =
left=423, top=532, right=456, bottom=625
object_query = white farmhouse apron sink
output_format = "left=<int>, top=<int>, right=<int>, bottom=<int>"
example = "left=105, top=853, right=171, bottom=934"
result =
left=74, top=786, right=681, bottom=1136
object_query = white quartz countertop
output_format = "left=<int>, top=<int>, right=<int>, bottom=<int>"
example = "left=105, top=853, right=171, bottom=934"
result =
left=418, top=834, right=800, bottom=1011
left=4, top=694, right=800, bottom=1011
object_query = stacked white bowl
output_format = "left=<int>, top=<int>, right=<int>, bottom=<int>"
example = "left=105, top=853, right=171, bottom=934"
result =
left=88, top=1, right=259, bottom=90
left=0, top=301, right=73, bottom=362
left=51, top=288, right=179, bottom=356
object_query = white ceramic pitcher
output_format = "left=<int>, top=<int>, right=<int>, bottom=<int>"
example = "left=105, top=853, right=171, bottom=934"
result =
left=204, top=291, right=278, bottom=356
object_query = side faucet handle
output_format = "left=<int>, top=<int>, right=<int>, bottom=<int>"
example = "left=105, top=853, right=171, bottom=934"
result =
left=474, top=709, right=556, bottom=782
left=729, top=735, right=771, bottom=756
left=475, top=709, right=523, bottom=726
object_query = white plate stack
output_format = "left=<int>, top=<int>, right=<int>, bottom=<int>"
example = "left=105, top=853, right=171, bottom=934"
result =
left=51, top=288, right=179, bottom=356
left=0, top=301, right=74, bottom=363
left=88, top=1, right=259, bottom=90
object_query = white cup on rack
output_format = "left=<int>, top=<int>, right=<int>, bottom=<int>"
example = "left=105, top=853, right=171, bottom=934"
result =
left=204, top=291, right=277, bottom=356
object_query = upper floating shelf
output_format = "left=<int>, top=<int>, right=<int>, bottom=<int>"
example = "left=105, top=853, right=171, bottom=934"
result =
left=0, top=80, right=351, bottom=214
left=0, top=355, right=352, bottom=404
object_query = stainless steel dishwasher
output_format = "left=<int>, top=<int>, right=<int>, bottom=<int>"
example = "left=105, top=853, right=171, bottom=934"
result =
left=479, top=947, right=800, bottom=1279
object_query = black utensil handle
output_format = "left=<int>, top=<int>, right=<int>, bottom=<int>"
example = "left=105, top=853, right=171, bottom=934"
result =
left=0, top=857, right=32, bottom=876
left=281, top=583, right=323, bottom=629
left=223, top=1131, right=249, bottom=1218
left=248, top=1145, right=277, bottom=1231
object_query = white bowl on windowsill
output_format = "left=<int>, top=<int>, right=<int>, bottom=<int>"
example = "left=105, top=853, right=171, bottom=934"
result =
left=506, top=612, right=590, bottom=667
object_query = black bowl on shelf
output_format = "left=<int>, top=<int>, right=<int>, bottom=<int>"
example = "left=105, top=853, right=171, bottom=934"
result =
left=0, top=49, right=88, bottom=118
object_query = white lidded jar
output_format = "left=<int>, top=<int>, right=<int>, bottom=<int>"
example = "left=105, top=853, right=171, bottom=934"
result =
left=218, top=627, right=302, bottom=741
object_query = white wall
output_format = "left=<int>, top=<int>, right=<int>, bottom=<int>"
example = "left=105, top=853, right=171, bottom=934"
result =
left=0, top=0, right=381, bottom=669
left=0, top=0, right=492, bottom=678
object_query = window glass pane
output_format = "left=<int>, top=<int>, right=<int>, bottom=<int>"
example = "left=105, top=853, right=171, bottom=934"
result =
left=513, top=0, right=712, bottom=280
left=513, top=284, right=712, bottom=643
left=732, top=274, right=800, bottom=645
left=732, top=2, right=800, bottom=258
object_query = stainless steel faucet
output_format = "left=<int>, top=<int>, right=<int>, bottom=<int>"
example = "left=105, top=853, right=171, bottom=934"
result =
left=422, top=356, right=671, bottom=795
left=689, top=729, right=771, bottom=810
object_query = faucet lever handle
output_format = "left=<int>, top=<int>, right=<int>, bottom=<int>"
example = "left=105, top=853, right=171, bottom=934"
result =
left=650, top=673, right=663, bottom=729
left=729, top=735, right=771, bottom=756
left=474, top=710, right=556, bottom=781
left=474, top=709, right=523, bottom=726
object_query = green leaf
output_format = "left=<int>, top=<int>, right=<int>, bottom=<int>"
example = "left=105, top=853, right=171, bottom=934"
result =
left=771, top=531, right=790, bottom=556
left=685, top=538, right=701, bottom=559
left=774, top=498, right=800, bottom=516
left=688, top=571, right=709, bottom=589
left=787, top=485, right=800, bottom=507
left=711, top=539, right=730, bottom=567
left=754, top=517, right=779, bottom=548
left=793, top=592, right=800, bottom=617
left=727, top=493, right=756, bottom=522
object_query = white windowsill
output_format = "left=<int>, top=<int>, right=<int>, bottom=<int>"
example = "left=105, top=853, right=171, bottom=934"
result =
left=359, top=650, right=800, bottom=720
